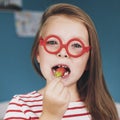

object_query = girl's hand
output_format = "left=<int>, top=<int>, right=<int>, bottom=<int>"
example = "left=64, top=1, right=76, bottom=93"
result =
left=40, top=79, right=70, bottom=120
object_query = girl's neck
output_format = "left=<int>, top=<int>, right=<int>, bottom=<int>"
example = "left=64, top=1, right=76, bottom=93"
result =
left=67, top=84, right=80, bottom=102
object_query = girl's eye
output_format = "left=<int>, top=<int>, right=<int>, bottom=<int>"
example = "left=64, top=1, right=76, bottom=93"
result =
left=46, top=40, right=58, bottom=45
left=72, top=43, right=82, bottom=48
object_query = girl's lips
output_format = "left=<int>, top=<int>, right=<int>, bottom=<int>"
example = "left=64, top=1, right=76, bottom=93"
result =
left=52, top=64, right=71, bottom=78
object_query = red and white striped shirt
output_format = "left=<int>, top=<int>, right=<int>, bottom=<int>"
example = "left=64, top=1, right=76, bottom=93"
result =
left=4, top=91, right=91, bottom=120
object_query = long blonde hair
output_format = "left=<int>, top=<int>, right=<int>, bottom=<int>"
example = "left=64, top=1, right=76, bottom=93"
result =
left=31, top=3, right=119, bottom=120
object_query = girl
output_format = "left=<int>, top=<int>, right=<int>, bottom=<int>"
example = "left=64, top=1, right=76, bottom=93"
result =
left=4, top=3, right=119, bottom=120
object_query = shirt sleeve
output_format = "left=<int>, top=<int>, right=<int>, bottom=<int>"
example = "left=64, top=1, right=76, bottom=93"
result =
left=4, top=95, right=29, bottom=120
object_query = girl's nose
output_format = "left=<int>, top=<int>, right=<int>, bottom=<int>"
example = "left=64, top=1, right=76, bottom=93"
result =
left=57, top=48, right=69, bottom=58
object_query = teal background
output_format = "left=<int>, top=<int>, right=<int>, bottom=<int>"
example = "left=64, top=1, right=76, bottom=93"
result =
left=0, top=0, right=120, bottom=102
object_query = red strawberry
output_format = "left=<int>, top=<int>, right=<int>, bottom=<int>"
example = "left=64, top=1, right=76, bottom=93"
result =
left=54, top=67, right=66, bottom=77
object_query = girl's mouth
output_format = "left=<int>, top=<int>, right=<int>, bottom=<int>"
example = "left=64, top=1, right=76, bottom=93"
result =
left=52, top=64, right=71, bottom=78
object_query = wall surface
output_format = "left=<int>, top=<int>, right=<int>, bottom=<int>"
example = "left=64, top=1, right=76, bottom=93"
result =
left=0, top=0, right=120, bottom=102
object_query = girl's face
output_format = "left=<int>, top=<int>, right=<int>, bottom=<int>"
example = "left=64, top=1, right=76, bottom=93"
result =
left=37, top=15, right=90, bottom=87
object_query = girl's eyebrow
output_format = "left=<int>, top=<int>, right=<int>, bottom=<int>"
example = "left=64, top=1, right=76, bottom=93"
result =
left=42, top=34, right=89, bottom=45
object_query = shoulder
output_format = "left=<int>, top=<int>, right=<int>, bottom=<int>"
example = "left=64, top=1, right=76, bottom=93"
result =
left=13, top=91, right=43, bottom=100
left=4, top=91, right=43, bottom=120
left=10, top=91, right=43, bottom=105
left=64, top=100, right=91, bottom=119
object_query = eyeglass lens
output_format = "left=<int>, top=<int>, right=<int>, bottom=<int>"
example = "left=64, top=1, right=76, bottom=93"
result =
left=45, top=36, right=83, bottom=56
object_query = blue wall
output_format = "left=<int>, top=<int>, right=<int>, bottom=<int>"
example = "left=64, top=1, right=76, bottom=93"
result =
left=0, top=0, right=120, bottom=102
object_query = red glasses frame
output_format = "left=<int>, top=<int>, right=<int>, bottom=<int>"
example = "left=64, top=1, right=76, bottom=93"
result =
left=39, top=35, right=90, bottom=58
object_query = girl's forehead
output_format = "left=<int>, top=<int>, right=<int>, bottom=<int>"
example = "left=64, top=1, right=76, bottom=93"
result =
left=43, top=15, right=85, bottom=29
left=40, top=15, right=89, bottom=44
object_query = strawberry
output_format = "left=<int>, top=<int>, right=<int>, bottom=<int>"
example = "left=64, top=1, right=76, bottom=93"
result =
left=54, top=67, right=66, bottom=77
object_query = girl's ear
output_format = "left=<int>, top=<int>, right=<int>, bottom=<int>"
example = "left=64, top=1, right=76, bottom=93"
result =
left=36, top=52, right=40, bottom=63
left=85, top=64, right=89, bottom=71
left=85, top=59, right=90, bottom=71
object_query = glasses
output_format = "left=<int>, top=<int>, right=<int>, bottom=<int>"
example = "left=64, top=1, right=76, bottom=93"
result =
left=39, top=35, right=90, bottom=58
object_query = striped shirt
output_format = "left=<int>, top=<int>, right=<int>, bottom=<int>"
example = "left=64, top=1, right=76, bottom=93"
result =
left=4, top=91, right=91, bottom=120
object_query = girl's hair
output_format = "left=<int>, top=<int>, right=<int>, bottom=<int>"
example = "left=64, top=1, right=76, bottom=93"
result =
left=31, top=3, right=119, bottom=120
